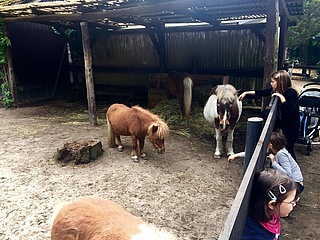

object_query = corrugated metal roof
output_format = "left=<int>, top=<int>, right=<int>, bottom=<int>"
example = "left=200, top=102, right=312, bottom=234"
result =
left=0, top=0, right=303, bottom=30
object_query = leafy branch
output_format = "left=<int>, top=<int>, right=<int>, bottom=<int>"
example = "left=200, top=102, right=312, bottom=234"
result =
left=0, top=18, right=13, bottom=107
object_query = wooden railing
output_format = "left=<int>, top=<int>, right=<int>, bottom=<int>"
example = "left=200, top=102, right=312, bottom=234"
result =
left=218, top=97, right=279, bottom=239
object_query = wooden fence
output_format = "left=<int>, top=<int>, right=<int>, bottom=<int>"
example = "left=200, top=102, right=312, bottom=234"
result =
left=218, top=97, right=279, bottom=239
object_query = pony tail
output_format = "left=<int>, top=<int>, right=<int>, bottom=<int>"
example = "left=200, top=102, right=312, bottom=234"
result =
left=183, top=77, right=193, bottom=120
left=106, top=117, right=116, bottom=148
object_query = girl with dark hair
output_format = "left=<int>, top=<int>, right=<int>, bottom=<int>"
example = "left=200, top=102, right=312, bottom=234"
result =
left=239, top=70, right=300, bottom=160
left=242, top=168, right=300, bottom=240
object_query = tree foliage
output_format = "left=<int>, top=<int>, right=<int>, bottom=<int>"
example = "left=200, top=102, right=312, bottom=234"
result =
left=288, top=0, right=320, bottom=65
left=0, top=18, right=14, bottom=107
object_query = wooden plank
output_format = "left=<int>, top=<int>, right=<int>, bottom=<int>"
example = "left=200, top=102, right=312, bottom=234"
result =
left=149, top=73, right=227, bottom=89
left=218, top=97, right=278, bottom=239
left=148, top=73, right=227, bottom=106
left=95, top=90, right=134, bottom=97
left=148, top=88, right=167, bottom=107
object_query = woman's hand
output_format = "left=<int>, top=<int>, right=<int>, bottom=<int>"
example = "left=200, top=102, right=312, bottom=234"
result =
left=272, top=93, right=286, bottom=103
left=239, top=91, right=255, bottom=101
left=238, top=92, right=246, bottom=101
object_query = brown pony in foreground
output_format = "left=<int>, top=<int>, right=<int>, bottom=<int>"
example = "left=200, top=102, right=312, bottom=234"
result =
left=50, top=196, right=177, bottom=240
left=106, top=103, right=170, bottom=162
left=166, top=70, right=194, bottom=124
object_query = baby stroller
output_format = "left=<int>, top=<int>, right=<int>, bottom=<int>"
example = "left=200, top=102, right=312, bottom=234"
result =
left=298, top=82, right=320, bottom=155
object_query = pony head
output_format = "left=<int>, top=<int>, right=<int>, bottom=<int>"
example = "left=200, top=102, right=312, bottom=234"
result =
left=217, top=101, right=232, bottom=131
left=148, top=121, right=170, bottom=154
left=214, top=84, right=238, bottom=132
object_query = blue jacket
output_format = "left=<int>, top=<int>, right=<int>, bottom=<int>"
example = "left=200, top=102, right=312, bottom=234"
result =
left=242, top=215, right=279, bottom=240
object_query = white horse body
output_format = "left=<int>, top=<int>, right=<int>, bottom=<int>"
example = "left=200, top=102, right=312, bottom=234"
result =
left=204, top=84, right=242, bottom=158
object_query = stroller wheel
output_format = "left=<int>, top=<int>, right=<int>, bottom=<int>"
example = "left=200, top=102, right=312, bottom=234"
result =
left=306, top=144, right=313, bottom=155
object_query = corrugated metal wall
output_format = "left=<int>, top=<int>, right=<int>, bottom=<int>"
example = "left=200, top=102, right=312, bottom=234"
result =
left=90, top=33, right=159, bottom=88
left=94, top=34, right=159, bottom=68
left=166, top=30, right=264, bottom=70
left=8, top=23, right=265, bottom=101
left=86, top=29, right=264, bottom=90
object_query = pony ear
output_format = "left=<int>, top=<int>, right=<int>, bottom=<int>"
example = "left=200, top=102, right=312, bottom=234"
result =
left=210, top=86, right=218, bottom=95
left=152, top=124, right=159, bottom=133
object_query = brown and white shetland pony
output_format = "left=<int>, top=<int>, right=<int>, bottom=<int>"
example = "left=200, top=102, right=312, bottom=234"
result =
left=50, top=196, right=177, bottom=240
left=203, top=84, right=242, bottom=158
left=106, top=103, right=170, bottom=162
left=166, top=70, right=194, bottom=124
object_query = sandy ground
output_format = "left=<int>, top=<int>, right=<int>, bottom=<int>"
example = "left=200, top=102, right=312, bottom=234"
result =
left=0, top=100, right=243, bottom=240
left=0, top=92, right=319, bottom=240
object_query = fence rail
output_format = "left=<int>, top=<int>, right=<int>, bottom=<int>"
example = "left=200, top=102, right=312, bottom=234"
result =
left=218, top=97, right=278, bottom=239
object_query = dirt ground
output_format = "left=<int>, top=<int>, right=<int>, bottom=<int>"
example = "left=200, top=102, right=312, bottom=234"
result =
left=0, top=96, right=319, bottom=240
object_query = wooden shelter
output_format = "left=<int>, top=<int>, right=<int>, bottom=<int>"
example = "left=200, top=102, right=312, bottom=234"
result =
left=0, top=0, right=303, bottom=126
left=0, top=1, right=305, bottom=238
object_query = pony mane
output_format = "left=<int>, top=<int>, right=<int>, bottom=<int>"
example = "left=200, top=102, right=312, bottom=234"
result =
left=148, top=120, right=170, bottom=139
left=215, top=84, right=238, bottom=104
left=131, top=223, right=177, bottom=240
left=132, top=105, right=170, bottom=139
left=132, top=105, right=161, bottom=121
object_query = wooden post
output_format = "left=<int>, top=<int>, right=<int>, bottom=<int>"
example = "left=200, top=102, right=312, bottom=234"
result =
left=262, top=0, right=279, bottom=109
left=243, top=117, right=263, bottom=173
left=223, top=76, right=229, bottom=85
left=278, top=14, right=288, bottom=70
left=80, top=22, right=97, bottom=126
left=4, top=24, right=18, bottom=107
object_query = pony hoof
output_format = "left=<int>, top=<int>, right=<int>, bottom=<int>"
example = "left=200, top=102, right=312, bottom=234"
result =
left=140, top=154, right=148, bottom=160
left=132, top=156, right=139, bottom=163
left=117, top=146, right=124, bottom=152
left=214, top=154, right=221, bottom=159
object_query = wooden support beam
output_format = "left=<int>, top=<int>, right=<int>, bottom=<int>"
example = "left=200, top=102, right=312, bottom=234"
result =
left=80, top=21, right=97, bottom=126
left=262, top=0, right=279, bottom=109
left=278, top=14, right=288, bottom=70
left=251, top=28, right=265, bottom=42
left=146, top=25, right=166, bottom=73
left=175, top=9, right=221, bottom=27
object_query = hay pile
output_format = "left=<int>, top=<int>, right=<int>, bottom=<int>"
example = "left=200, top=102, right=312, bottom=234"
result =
left=151, top=99, right=215, bottom=141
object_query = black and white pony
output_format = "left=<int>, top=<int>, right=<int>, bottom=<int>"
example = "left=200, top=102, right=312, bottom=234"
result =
left=203, top=84, right=242, bottom=158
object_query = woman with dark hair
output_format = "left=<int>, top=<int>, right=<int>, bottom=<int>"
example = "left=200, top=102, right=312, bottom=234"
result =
left=239, top=70, right=300, bottom=160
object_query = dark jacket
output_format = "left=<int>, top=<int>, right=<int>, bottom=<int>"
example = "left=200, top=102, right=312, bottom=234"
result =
left=242, top=215, right=279, bottom=240
left=254, top=87, right=300, bottom=142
